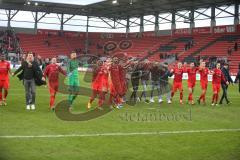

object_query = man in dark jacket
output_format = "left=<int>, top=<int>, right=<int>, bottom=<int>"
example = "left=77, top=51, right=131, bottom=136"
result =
left=130, top=62, right=142, bottom=102
left=13, top=52, right=45, bottom=110
left=234, top=64, right=240, bottom=93
left=159, top=62, right=173, bottom=104
left=149, top=62, right=161, bottom=103
left=140, top=60, right=150, bottom=103
left=219, top=63, right=233, bottom=104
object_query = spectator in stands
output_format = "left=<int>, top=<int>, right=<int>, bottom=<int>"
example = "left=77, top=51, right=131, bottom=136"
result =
left=75, top=48, right=81, bottom=55
left=227, top=47, right=232, bottom=56
left=234, top=42, right=238, bottom=51
left=184, top=43, right=188, bottom=51
left=175, top=54, right=178, bottom=61
left=44, top=40, right=50, bottom=47
left=97, top=43, right=103, bottom=49
left=190, top=40, right=194, bottom=48
left=0, top=31, right=4, bottom=37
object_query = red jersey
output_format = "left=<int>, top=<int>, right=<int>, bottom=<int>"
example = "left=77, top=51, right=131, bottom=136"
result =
left=212, top=68, right=226, bottom=84
left=0, top=60, right=10, bottom=81
left=173, top=68, right=184, bottom=83
left=109, top=64, right=127, bottom=96
left=92, top=65, right=109, bottom=91
left=199, top=68, right=209, bottom=83
left=44, top=64, right=66, bottom=83
left=187, top=67, right=198, bottom=83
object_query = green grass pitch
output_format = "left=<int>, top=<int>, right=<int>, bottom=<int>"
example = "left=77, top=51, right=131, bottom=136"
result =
left=0, top=72, right=239, bottom=160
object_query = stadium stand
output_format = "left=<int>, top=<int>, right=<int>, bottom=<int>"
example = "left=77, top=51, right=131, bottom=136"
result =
left=14, top=26, right=240, bottom=74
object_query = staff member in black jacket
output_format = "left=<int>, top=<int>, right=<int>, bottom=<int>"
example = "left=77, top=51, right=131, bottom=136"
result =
left=13, top=52, right=45, bottom=110
left=219, top=63, right=233, bottom=104
left=159, top=62, right=173, bottom=104
left=149, top=62, right=161, bottom=103
left=234, top=64, right=240, bottom=93
left=130, top=62, right=142, bottom=102
left=140, top=60, right=150, bottom=103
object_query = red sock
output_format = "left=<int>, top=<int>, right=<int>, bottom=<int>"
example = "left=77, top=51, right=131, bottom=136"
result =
left=89, top=96, right=95, bottom=104
left=188, top=93, right=193, bottom=101
left=109, top=94, right=113, bottom=105
left=215, top=93, right=219, bottom=104
left=89, top=90, right=98, bottom=104
left=171, top=92, right=175, bottom=98
left=98, top=92, right=105, bottom=107
left=203, top=93, right=206, bottom=102
left=212, top=94, right=215, bottom=103
left=115, top=95, right=122, bottom=105
left=0, top=89, right=2, bottom=101
left=180, top=91, right=183, bottom=101
left=4, top=89, right=8, bottom=100
left=50, top=94, right=55, bottom=108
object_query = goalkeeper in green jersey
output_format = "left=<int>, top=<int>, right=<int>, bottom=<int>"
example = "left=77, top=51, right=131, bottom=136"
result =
left=67, top=52, right=80, bottom=107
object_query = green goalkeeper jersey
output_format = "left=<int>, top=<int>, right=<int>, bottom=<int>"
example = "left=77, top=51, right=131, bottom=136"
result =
left=67, top=59, right=80, bottom=87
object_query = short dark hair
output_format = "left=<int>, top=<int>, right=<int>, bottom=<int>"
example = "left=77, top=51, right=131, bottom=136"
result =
left=27, top=52, right=33, bottom=56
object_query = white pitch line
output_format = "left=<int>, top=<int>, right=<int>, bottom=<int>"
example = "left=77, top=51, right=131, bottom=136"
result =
left=0, top=128, right=240, bottom=139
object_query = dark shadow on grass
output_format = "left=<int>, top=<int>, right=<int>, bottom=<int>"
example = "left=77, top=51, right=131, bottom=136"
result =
left=55, top=100, right=112, bottom=121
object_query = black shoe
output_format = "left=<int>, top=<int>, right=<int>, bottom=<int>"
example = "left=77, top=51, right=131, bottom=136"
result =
left=197, top=99, right=200, bottom=105
left=144, top=100, right=150, bottom=104
left=227, top=101, right=232, bottom=105
left=97, top=107, right=104, bottom=111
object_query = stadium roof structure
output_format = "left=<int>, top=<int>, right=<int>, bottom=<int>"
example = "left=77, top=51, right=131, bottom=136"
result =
left=0, top=0, right=237, bottom=19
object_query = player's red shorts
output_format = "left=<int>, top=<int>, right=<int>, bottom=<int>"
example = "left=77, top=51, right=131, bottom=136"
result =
left=188, top=81, right=196, bottom=89
left=49, top=83, right=59, bottom=95
left=200, top=81, right=208, bottom=90
left=212, top=83, right=221, bottom=93
left=172, top=82, right=183, bottom=92
left=0, top=80, right=9, bottom=89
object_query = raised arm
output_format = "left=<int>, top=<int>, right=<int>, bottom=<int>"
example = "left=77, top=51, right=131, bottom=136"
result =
left=13, top=64, right=23, bottom=76
left=58, top=66, right=67, bottom=76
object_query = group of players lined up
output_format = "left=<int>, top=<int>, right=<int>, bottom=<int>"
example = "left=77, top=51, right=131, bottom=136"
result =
left=88, top=56, right=238, bottom=108
left=90, top=58, right=236, bottom=108
left=0, top=51, right=239, bottom=111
